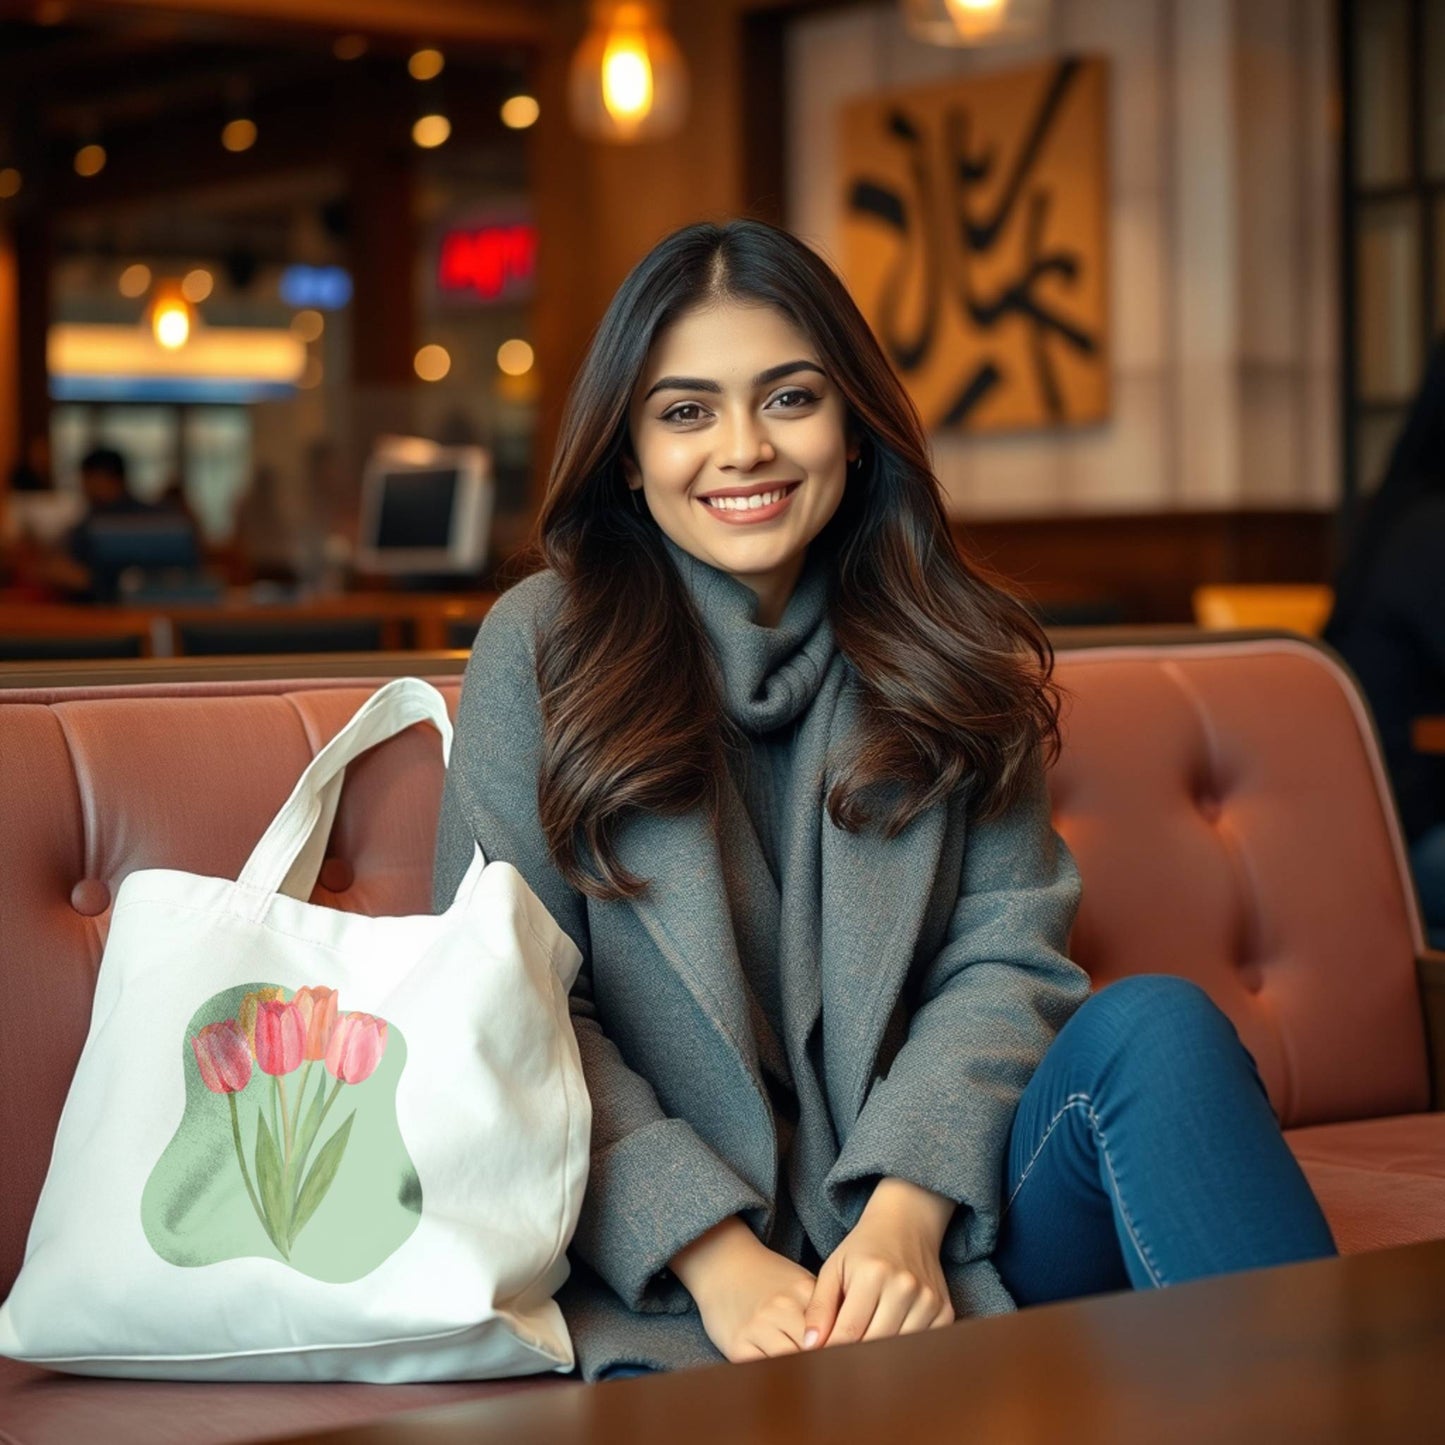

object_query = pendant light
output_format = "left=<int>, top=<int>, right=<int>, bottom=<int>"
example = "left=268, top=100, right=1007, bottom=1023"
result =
left=901, top=0, right=1051, bottom=46
left=568, top=1, right=688, bottom=144
left=146, top=279, right=196, bottom=351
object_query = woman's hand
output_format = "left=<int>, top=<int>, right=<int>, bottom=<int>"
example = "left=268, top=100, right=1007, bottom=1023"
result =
left=801, top=1177, right=956, bottom=1350
left=674, top=1219, right=819, bottom=1363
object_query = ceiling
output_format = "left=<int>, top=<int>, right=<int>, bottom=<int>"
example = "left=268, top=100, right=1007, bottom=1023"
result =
left=1, top=5, right=535, bottom=276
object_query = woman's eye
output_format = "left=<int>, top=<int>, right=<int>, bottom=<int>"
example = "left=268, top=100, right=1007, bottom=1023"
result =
left=770, top=387, right=818, bottom=409
left=661, top=402, right=706, bottom=423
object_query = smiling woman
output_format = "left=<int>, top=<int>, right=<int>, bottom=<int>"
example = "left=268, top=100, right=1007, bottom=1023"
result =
left=433, top=217, right=1337, bottom=1385
left=623, top=304, right=855, bottom=625
left=526, top=218, right=1064, bottom=903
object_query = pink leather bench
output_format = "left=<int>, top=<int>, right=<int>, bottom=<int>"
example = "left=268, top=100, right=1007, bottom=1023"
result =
left=2, top=631, right=1442, bottom=1443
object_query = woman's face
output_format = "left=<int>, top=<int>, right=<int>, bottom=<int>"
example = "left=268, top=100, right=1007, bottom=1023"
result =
left=624, top=299, right=855, bottom=626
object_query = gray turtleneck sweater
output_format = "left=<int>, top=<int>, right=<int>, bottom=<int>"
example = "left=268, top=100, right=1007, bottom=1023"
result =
left=434, top=534, right=1088, bottom=1379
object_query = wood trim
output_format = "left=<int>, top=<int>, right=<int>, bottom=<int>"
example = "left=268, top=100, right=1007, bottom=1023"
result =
left=77, top=0, right=550, bottom=44
left=952, top=509, right=1338, bottom=625
left=0, top=648, right=469, bottom=691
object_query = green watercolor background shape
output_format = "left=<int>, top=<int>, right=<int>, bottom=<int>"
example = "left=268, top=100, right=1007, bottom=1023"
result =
left=141, top=981, right=423, bottom=1283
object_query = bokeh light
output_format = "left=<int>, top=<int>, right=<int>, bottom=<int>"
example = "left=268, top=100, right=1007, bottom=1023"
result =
left=412, top=114, right=452, bottom=149
left=221, top=118, right=257, bottom=153
left=74, top=144, right=106, bottom=177
left=500, top=94, right=540, bottom=129
left=414, top=344, right=451, bottom=382
left=291, top=309, right=325, bottom=342
left=118, top=263, right=151, bottom=298
left=497, top=339, right=535, bottom=376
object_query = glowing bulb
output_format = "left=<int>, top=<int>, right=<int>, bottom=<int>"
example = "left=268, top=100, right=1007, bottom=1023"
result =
left=0, top=167, right=21, bottom=199
left=118, top=263, right=151, bottom=298
left=569, top=3, right=686, bottom=142
left=500, top=94, right=540, bottom=129
left=181, top=269, right=213, bottom=303
left=221, top=117, right=257, bottom=152
left=414, top=344, right=451, bottom=382
left=496, top=339, right=534, bottom=376
left=408, top=48, right=444, bottom=81
left=74, top=144, right=106, bottom=177
left=291, top=309, right=325, bottom=342
left=907, top=0, right=1047, bottom=43
left=601, top=37, right=653, bottom=122
left=153, top=302, right=190, bottom=350
left=412, top=113, right=451, bottom=148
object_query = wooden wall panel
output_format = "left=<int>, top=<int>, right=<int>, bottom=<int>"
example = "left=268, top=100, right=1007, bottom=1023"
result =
left=953, top=509, right=1337, bottom=625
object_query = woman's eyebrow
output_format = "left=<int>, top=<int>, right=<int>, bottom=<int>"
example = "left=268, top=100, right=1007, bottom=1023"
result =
left=641, top=359, right=826, bottom=402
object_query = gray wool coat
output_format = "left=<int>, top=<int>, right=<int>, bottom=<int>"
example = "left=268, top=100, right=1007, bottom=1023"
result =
left=432, top=536, right=1090, bottom=1381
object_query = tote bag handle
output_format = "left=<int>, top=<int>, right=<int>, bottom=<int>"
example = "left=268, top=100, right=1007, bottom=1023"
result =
left=237, top=677, right=459, bottom=905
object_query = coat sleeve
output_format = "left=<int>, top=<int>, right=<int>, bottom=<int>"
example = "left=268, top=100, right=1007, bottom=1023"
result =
left=433, top=575, right=766, bottom=1314
left=821, top=745, right=1090, bottom=1265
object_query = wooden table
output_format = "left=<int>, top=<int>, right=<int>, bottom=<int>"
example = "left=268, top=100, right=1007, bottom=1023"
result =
left=272, top=1240, right=1445, bottom=1444
left=0, top=592, right=496, bottom=656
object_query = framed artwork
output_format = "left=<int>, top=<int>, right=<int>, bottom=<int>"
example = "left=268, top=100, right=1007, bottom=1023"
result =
left=840, top=57, right=1110, bottom=434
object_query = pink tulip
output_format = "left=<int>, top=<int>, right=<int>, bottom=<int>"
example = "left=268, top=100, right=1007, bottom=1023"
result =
left=237, top=986, right=284, bottom=1059
left=192, top=1020, right=252, bottom=1094
left=325, top=1012, right=389, bottom=1084
left=292, top=986, right=339, bottom=1061
left=254, top=1000, right=306, bottom=1076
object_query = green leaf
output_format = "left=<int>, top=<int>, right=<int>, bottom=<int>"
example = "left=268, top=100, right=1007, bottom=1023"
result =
left=290, top=1111, right=355, bottom=1242
left=254, top=1109, right=290, bottom=1259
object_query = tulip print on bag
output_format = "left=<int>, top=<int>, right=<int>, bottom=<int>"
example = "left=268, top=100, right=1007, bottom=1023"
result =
left=142, top=981, right=421, bottom=1282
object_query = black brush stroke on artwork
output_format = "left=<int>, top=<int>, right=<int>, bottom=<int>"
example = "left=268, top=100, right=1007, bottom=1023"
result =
left=846, top=57, right=1102, bottom=428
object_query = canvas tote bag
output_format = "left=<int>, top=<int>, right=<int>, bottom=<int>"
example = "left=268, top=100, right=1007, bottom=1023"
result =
left=0, top=677, right=591, bottom=1382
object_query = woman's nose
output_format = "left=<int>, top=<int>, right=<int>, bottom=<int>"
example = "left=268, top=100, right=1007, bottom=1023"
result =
left=717, top=412, right=775, bottom=471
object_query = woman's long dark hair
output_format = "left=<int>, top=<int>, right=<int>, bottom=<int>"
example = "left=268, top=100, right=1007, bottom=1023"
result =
left=522, top=218, right=1062, bottom=901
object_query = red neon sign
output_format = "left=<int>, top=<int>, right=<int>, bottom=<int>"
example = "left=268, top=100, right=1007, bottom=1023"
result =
left=437, top=223, right=536, bottom=301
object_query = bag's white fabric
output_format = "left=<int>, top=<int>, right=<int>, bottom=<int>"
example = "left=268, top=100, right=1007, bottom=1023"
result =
left=0, top=677, right=590, bottom=1382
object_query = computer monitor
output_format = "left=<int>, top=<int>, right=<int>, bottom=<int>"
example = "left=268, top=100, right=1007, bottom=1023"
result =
left=356, top=440, right=492, bottom=577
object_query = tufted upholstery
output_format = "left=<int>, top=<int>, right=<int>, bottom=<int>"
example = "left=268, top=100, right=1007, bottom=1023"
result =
left=1, top=633, right=1443, bottom=1442
left=1049, top=638, right=1430, bottom=1129
left=1049, top=635, right=1444, bottom=1258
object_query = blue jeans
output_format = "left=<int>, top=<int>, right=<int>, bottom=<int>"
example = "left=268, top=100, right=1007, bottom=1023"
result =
left=1412, top=823, right=1445, bottom=950
left=994, top=975, right=1336, bottom=1299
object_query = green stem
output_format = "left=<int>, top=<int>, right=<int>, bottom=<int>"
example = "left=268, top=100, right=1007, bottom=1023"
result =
left=277, top=1075, right=295, bottom=1161
left=228, top=1093, right=276, bottom=1251
left=288, top=1077, right=345, bottom=1229
left=270, top=1075, right=281, bottom=1160
left=292, top=1060, right=315, bottom=1141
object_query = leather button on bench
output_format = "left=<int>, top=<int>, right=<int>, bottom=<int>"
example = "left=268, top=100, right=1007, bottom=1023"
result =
left=1195, top=792, right=1223, bottom=824
left=70, top=879, right=110, bottom=917
left=317, top=857, right=354, bottom=893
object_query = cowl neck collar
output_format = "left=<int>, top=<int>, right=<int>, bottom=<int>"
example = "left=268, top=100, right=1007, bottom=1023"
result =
left=658, top=529, right=835, bottom=735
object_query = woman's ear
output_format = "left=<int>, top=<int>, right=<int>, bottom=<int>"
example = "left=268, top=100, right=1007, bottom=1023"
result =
left=620, top=451, right=641, bottom=489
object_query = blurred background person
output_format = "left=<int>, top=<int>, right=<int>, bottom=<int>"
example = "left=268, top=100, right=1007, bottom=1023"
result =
left=1325, top=338, right=1445, bottom=950
left=56, top=446, right=150, bottom=603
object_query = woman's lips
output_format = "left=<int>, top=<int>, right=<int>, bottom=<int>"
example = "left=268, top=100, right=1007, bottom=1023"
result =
left=697, top=482, right=800, bottom=525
